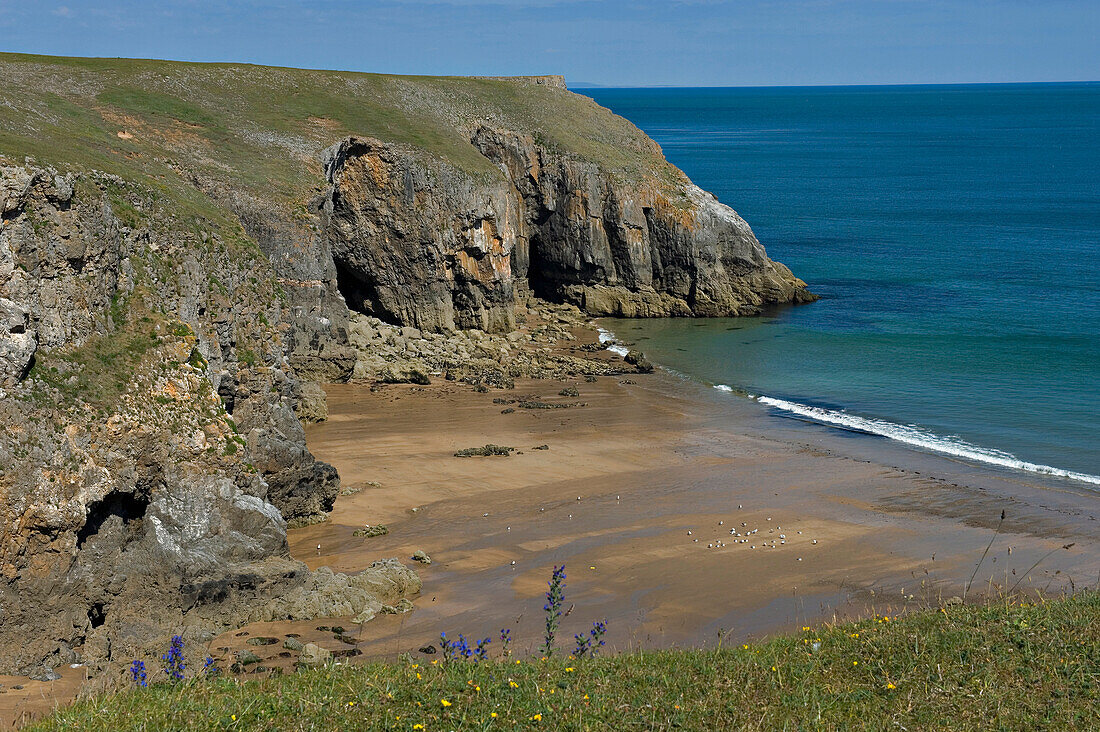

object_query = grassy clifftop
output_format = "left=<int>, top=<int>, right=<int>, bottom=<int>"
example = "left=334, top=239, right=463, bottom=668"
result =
left=0, top=53, right=673, bottom=215
left=29, top=593, right=1100, bottom=731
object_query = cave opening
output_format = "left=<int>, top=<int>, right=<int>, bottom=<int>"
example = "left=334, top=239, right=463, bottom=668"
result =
left=334, top=259, right=382, bottom=319
left=88, top=602, right=106, bottom=629
left=76, top=491, right=150, bottom=550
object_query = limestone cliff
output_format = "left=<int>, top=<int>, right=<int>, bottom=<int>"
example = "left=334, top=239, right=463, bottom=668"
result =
left=323, top=130, right=811, bottom=334
left=0, top=53, right=813, bottom=676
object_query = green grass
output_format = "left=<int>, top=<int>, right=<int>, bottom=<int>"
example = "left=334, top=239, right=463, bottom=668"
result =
left=31, top=593, right=1100, bottom=731
left=0, top=52, right=684, bottom=227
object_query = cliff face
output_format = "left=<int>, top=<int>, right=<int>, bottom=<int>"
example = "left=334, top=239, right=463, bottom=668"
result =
left=324, top=129, right=812, bottom=334
left=0, top=54, right=813, bottom=677
left=0, top=166, right=388, bottom=675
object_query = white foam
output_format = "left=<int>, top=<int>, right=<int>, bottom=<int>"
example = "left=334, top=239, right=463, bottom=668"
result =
left=596, top=326, right=630, bottom=356
left=755, top=395, right=1100, bottom=486
left=714, top=384, right=734, bottom=392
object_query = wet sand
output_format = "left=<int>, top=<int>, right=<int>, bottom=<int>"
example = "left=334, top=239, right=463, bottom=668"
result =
left=275, top=365, right=1099, bottom=661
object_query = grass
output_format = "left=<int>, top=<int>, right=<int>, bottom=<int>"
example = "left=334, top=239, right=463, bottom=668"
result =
left=0, top=51, right=684, bottom=230
left=30, top=593, right=1100, bottom=730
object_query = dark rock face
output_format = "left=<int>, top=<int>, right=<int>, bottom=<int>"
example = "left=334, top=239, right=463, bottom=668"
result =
left=323, top=138, right=521, bottom=333
left=0, top=166, right=374, bottom=674
left=323, top=129, right=812, bottom=334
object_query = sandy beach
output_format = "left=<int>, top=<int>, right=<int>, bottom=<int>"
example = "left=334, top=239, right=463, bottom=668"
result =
left=4, top=329, right=1097, bottom=727
left=257, top=328, right=1098, bottom=664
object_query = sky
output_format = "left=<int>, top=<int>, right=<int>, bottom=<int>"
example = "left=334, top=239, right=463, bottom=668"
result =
left=0, top=0, right=1096, bottom=87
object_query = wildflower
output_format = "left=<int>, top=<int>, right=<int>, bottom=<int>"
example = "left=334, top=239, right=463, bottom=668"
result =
left=129, top=660, right=147, bottom=688
left=416, top=672, right=421, bottom=679
left=584, top=694, right=589, bottom=700
left=574, top=620, right=608, bottom=658
left=531, top=713, right=543, bottom=721
left=565, top=667, right=575, bottom=672
left=853, top=661, right=858, bottom=666
left=162, top=635, right=185, bottom=682
left=441, top=699, right=452, bottom=707
left=491, top=712, right=498, bottom=718
left=510, top=680, right=519, bottom=688
left=203, top=656, right=216, bottom=675
left=541, top=565, right=567, bottom=656
left=500, top=628, right=513, bottom=657
left=886, top=683, right=896, bottom=690
left=475, top=686, right=481, bottom=692
left=414, top=725, right=424, bottom=730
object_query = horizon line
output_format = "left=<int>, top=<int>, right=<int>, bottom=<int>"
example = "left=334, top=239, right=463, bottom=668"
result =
left=1, top=50, right=1096, bottom=90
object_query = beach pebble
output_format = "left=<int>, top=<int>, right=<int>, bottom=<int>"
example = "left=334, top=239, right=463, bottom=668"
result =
left=511, top=560, right=516, bottom=566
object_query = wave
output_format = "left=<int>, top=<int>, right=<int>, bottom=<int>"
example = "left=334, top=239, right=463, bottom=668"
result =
left=750, top=393, right=1100, bottom=487
left=596, top=327, right=630, bottom=356
left=597, top=322, right=1100, bottom=486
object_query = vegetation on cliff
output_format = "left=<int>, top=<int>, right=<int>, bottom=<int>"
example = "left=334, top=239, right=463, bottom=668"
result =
left=0, top=52, right=676, bottom=211
left=30, top=593, right=1099, bottom=731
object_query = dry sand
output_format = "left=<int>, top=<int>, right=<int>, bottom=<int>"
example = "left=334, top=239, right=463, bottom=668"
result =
left=272, top=361, right=1100, bottom=663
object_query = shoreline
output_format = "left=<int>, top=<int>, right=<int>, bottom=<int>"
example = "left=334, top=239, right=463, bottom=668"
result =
left=3, top=320, right=1097, bottom=727
left=276, top=326, right=1099, bottom=659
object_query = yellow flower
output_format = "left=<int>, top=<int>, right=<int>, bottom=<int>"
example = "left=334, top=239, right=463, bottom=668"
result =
left=771, top=666, right=777, bottom=671
left=416, top=672, right=422, bottom=679
left=491, top=712, right=498, bottom=718
left=853, top=661, right=858, bottom=666
left=531, top=714, right=543, bottom=721
left=583, top=695, right=589, bottom=700
left=231, top=715, right=237, bottom=721
left=441, top=699, right=452, bottom=707
left=674, top=705, right=680, bottom=710
left=412, top=663, right=418, bottom=669
left=510, top=680, right=519, bottom=688
left=346, top=701, right=356, bottom=707
left=413, top=725, right=424, bottom=730
left=516, top=659, right=521, bottom=664
left=741, top=644, right=749, bottom=649
left=475, top=686, right=481, bottom=692
left=802, top=626, right=810, bottom=631
left=887, top=683, right=896, bottom=690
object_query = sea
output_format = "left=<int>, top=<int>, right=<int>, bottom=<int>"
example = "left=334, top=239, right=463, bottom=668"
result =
left=580, top=83, right=1100, bottom=486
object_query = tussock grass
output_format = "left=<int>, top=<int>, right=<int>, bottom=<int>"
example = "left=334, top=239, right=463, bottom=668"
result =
left=31, top=593, right=1100, bottom=730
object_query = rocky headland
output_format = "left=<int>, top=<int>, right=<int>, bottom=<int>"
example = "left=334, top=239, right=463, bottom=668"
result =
left=0, top=53, right=810, bottom=679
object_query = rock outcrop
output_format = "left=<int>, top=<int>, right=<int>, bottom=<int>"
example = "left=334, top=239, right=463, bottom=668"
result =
left=0, top=166, right=410, bottom=675
left=323, top=129, right=812, bottom=335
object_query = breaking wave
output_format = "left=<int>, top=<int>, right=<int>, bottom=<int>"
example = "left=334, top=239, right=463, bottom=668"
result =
left=751, top=393, right=1100, bottom=486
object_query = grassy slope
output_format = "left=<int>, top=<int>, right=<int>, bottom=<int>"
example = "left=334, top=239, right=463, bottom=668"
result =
left=32, top=594, right=1100, bottom=731
left=0, top=52, right=678, bottom=222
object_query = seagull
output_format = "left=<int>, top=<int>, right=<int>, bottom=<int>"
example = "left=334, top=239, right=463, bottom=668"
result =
left=316, top=544, right=321, bottom=553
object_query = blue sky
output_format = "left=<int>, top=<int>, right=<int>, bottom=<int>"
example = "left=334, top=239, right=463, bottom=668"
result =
left=0, top=1, right=1096, bottom=86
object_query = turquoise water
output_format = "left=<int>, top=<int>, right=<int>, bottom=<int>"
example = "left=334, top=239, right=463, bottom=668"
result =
left=582, top=84, right=1100, bottom=484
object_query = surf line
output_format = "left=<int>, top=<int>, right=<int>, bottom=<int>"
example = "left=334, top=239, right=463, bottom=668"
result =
left=751, top=393, right=1100, bottom=487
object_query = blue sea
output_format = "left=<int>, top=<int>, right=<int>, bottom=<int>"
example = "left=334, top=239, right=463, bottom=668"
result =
left=581, top=84, right=1100, bottom=485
